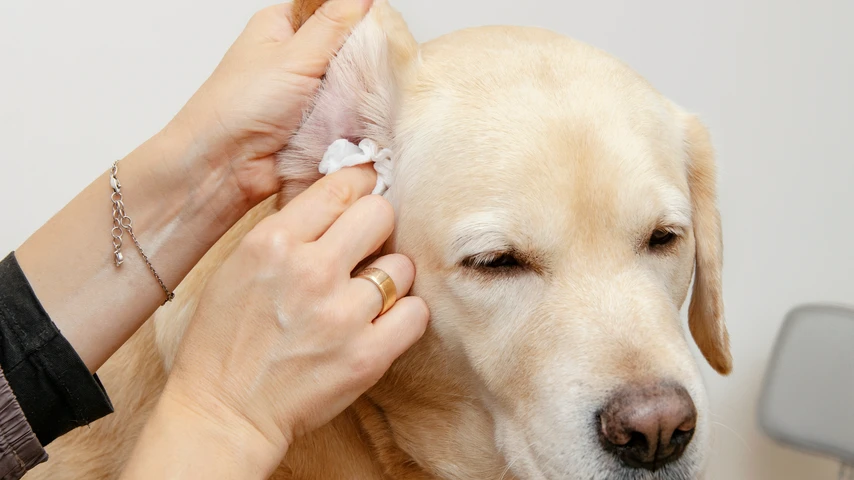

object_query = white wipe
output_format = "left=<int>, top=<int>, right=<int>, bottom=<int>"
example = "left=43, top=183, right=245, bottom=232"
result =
left=319, top=139, right=393, bottom=195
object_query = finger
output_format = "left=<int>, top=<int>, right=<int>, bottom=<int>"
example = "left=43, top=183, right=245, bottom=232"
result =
left=285, top=0, right=373, bottom=78
left=316, top=193, right=393, bottom=269
left=363, top=296, right=430, bottom=365
left=243, top=3, right=297, bottom=42
left=271, top=165, right=376, bottom=242
left=347, top=254, right=415, bottom=321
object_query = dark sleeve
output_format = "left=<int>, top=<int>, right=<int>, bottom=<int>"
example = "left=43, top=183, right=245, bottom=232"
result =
left=0, top=364, right=47, bottom=480
left=0, top=252, right=113, bottom=446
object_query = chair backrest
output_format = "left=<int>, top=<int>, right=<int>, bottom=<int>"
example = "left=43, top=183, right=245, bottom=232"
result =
left=758, top=303, right=854, bottom=465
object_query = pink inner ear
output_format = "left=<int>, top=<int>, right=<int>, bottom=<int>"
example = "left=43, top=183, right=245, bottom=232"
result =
left=274, top=4, right=408, bottom=205
left=275, top=76, right=367, bottom=205
left=311, top=80, right=364, bottom=145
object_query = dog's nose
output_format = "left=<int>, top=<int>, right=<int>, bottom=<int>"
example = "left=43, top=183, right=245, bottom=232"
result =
left=598, top=383, right=697, bottom=471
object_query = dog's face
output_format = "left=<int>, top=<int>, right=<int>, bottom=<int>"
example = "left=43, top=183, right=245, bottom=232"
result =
left=385, top=28, right=723, bottom=479
left=281, top=2, right=731, bottom=478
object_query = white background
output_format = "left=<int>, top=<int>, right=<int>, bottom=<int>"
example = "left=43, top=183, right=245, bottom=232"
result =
left=1, top=1, right=852, bottom=478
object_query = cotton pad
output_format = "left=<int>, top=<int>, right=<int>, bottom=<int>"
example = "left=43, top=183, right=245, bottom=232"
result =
left=319, top=139, right=392, bottom=195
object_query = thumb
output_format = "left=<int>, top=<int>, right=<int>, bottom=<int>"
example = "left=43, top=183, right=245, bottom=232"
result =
left=285, top=0, right=374, bottom=78
left=364, top=296, right=430, bottom=367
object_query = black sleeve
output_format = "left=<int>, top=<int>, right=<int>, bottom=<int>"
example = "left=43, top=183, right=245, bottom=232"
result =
left=0, top=252, right=113, bottom=446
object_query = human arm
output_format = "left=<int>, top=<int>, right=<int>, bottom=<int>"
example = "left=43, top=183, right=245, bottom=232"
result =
left=14, top=0, right=374, bottom=374
left=0, top=365, right=47, bottom=479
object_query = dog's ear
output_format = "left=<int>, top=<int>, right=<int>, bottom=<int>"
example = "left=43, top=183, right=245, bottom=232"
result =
left=291, top=0, right=327, bottom=30
left=683, top=115, right=732, bottom=375
left=277, top=0, right=418, bottom=205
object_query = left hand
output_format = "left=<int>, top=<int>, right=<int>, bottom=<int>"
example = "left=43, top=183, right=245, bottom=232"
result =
left=120, top=166, right=429, bottom=480
left=165, top=0, right=373, bottom=205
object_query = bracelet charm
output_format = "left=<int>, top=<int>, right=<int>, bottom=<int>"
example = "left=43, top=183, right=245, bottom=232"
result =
left=110, top=160, right=175, bottom=305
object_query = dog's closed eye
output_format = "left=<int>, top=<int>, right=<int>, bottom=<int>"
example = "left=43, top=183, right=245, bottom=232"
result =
left=462, top=251, right=526, bottom=273
left=462, top=251, right=520, bottom=269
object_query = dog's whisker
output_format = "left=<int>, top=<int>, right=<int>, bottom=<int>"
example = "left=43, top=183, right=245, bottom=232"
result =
left=536, top=451, right=564, bottom=480
left=498, top=440, right=539, bottom=480
left=711, top=421, right=751, bottom=452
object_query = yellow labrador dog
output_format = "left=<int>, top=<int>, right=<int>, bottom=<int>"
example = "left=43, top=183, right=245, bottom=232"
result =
left=32, top=0, right=731, bottom=478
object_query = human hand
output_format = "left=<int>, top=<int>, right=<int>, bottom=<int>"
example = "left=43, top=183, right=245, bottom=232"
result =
left=12, top=2, right=374, bottom=380
left=158, top=165, right=429, bottom=470
left=164, top=0, right=373, bottom=205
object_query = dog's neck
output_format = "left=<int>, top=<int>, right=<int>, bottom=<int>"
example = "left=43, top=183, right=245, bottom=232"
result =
left=276, top=327, right=513, bottom=479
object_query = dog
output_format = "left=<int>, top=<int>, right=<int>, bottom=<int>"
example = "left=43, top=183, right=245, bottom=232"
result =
left=31, top=0, right=730, bottom=478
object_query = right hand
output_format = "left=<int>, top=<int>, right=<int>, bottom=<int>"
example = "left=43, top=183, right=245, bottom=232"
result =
left=162, top=165, right=429, bottom=463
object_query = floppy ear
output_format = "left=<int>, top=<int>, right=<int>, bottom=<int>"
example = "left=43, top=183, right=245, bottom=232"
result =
left=683, top=115, right=732, bottom=375
left=277, top=0, right=418, bottom=205
left=291, top=0, right=328, bottom=29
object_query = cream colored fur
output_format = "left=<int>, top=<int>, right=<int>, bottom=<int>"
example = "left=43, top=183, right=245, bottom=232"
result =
left=30, top=1, right=729, bottom=479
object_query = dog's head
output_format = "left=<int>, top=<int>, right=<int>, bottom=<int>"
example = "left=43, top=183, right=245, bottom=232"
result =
left=282, top=1, right=730, bottom=478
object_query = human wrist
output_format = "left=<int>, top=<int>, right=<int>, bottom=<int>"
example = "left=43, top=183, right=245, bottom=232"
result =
left=15, top=124, right=260, bottom=372
left=114, top=122, right=260, bottom=257
left=148, top=121, right=257, bottom=222
left=164, top=376, right=291, bottom=456
left=130, top=385, right=287, bottom=479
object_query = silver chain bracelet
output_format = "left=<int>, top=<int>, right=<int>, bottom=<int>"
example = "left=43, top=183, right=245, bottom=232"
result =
left=110, top=160, right=175, bottom=305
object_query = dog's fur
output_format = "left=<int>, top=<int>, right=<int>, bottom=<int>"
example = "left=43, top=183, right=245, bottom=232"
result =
left=30, top=1, right=730, bottom=478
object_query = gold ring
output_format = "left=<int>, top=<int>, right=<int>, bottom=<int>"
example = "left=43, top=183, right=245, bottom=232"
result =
left=355, top=267, right=397, bottom=316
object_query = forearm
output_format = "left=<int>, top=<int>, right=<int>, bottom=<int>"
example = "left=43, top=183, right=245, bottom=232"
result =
left=122, top=389, right=283, bottom=480
left=15, top=123, right=258, bottom=372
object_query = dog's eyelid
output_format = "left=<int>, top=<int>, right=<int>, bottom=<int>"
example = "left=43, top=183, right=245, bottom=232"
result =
left=657, top=225, right=686, bottom=236
left=461, top=250, right=517, bottom=267
left=459, top=249, right=545, bottom=275
left=653, top=209, right=691, bottom=234
left=449, top=214, right=545, bottom=273
left=453, top=242, right=513, bottom=264
left=449, top=226, right=515, bottom=265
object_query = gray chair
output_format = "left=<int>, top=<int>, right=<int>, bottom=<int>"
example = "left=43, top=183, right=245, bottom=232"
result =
left=758, top=303, right=854, bottom=479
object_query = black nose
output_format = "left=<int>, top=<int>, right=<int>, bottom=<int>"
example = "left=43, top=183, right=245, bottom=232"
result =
left=597, top=383, right=697, bottom=471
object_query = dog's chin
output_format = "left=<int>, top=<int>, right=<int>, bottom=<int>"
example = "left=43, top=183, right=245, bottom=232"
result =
left=495, top=420, right=703, bottom=480
left=586, top=464, right=699, bottom=480
left=507, top=452, right=701, bottom=480
left=581, top=459, right=701, bottom=480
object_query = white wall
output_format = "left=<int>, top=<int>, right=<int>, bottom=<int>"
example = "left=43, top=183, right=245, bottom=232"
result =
left=1, top=1, right=851, bottom=478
